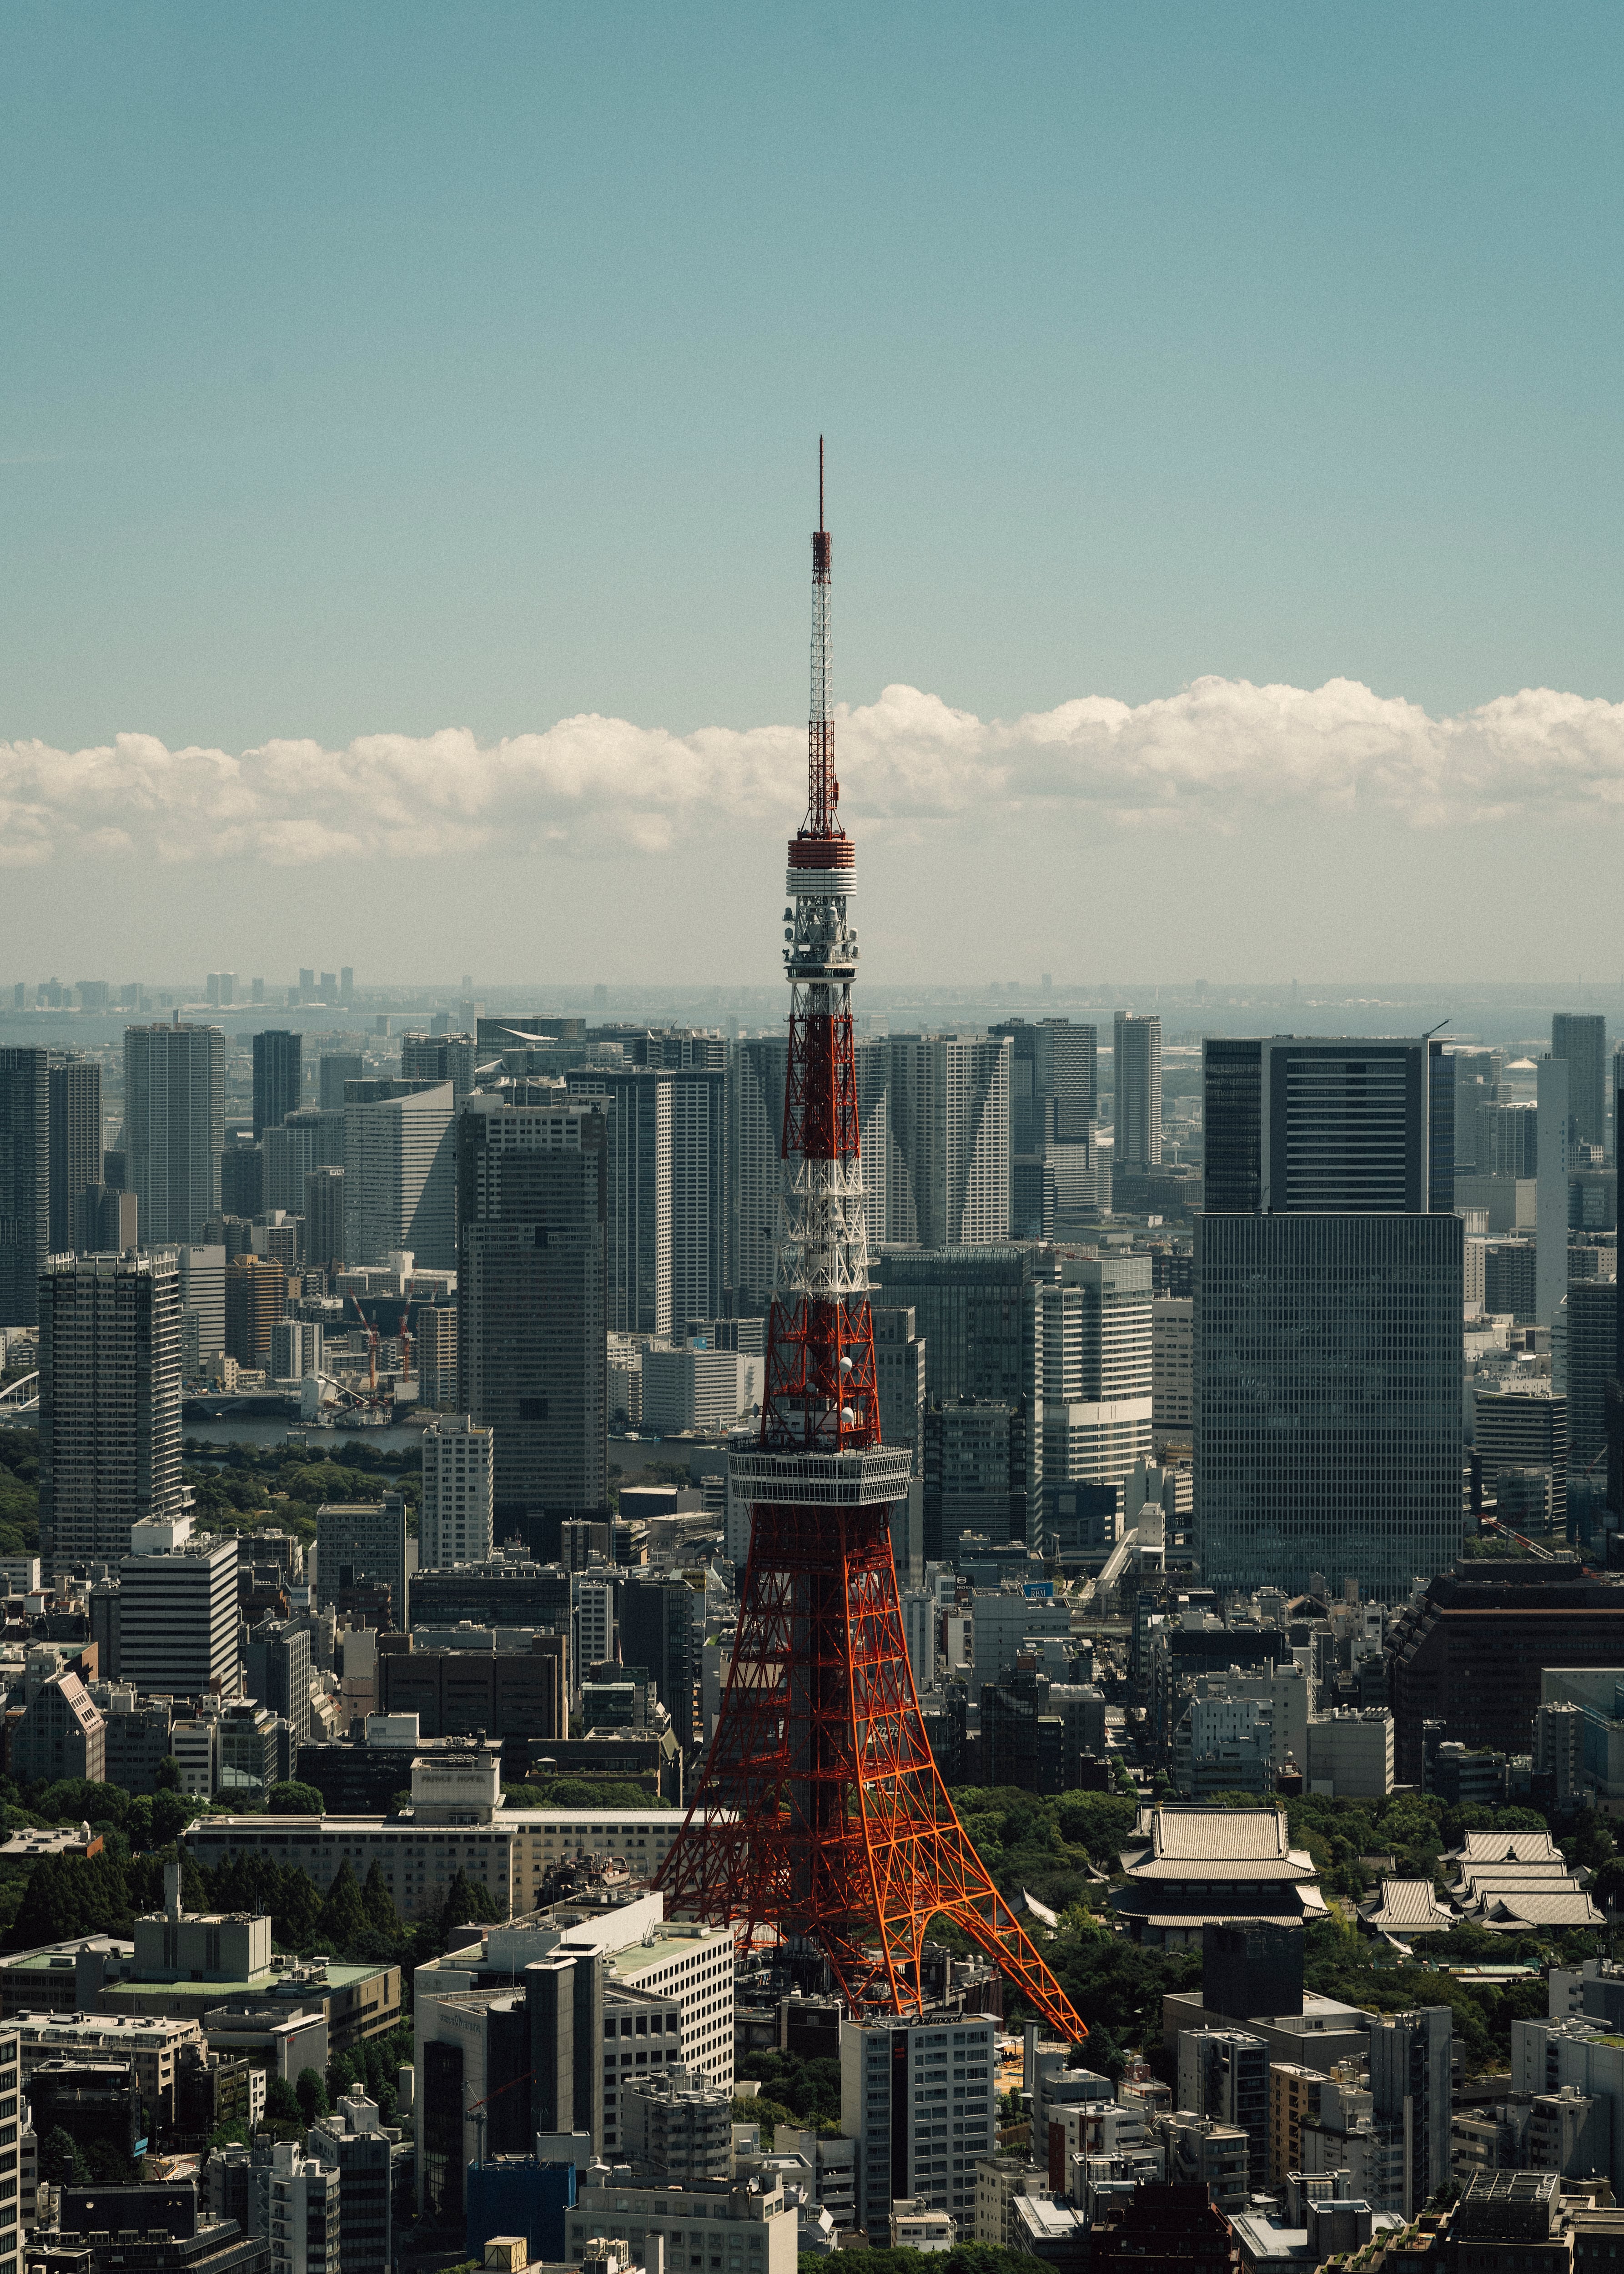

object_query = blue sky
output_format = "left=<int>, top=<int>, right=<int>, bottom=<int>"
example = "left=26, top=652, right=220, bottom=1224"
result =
left=2, top=2, right=1622, bottom=983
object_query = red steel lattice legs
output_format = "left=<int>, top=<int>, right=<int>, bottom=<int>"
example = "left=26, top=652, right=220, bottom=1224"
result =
left=659, top=1504, right=1087, bottom=2040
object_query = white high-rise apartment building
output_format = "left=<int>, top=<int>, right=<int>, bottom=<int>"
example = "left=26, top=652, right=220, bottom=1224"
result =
left=1112, top=1012, right=1162, bottom=1172
left=264, top=2139, right=341, bottom=2274
left=175, top=1243, right=226, bottom=1379
left=124, top=1022, right=225, bottom=1244
left=343, top=1081, right=455, bottom=1270
left=1035, top=1253, right=1155, bottom=1514
left=885, top=1034, right=1011, bottom=1246
left=419, top=1414, right=494, bottom=1568
left=119, top=1513, right=241, bottom=1697
left=38, top=1250, right=184, bottom=1571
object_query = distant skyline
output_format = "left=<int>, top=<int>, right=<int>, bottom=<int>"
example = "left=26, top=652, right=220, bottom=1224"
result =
left=3, top=2, right=1623, bottom=979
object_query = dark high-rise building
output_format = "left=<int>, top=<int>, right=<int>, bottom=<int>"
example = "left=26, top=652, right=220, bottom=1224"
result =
left=992, top=1017, right=1097, bottom=1147
left=75, top=1185, right=139, bottom=1252
left=1552, top=1013, right=1607, bottom=1155
left=565, top=1067, right=671, bottom=1337
left=125, top=1023, right=225, bottom=1245
left=251, top=1030, right=302, bottom=1139
left=319, top=1053, right=365, bottom=1112
left=244, top=1617, right=313, bottom=1744
left=458, top=1094, right=608, bottom=1526
left=1565, top=1276, right=1616, bottom=1474
left=304, top=1165, right=346, bottom=1271
left=1202, top=1035, right=1453, bottom=1213
left=621, top=1573, right=698, bottom=1747
left=48, top=1054, right=103, bottom=1254
left=0, top=1047, right=48, bottom=1325
left=39, top=1250, right=184, bottom=1568
left=1197, top=1033, right=1463, bottom=1599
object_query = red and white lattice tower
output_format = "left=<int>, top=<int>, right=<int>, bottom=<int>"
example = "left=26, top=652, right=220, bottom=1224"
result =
left=657, top=448, right=1086, bottom=2035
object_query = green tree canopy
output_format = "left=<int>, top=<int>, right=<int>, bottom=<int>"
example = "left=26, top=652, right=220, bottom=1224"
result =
left=267, top=1781, right=324, bottom=1816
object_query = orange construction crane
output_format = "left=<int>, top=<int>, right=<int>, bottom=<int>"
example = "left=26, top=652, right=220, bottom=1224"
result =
left=348, top=1294, right=381, bottom=1396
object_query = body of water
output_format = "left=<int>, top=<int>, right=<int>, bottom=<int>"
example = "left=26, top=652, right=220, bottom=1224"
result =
left=182, top=1415, right=427, bottom=1456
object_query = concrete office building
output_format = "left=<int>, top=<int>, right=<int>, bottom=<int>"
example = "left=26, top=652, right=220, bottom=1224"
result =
left=120, top=1515, right=241, bottom=1698
left=304, top=1166, right=345, bottom=1272
left=48, top=1054, right=102, bottom=1255
left=1474, top=1384, right=1567, bottom=1535
left=244, top=1619, right=313, bottom=1745
left=39, top=1250, right=184, bottom=1569
left=1197, top=1035, right=1463, bottom=1600
left=125, top=1023, right=226, bottom=1245
left=1113, top=1013, right=1162, bottom=1172
left=1553, top=1014, right=1608, bottom=1155
left=401, top=1033, right=477, bottom=1104
left=416, top=1301, right=456, bottom=1408
left=251, top=1032, right=302, bottom=1140
left=75, top=1185, right=138, bottom=1253
left=342, top=1079, right=455, bottom=1270
left=1036, top=1254, right=1154, bottom=1529
left=176, top=1244, right=226, bottom=1379
left=420, top=1415, right=495, bottom=1568
left=875, top=1305, right=927, bottom=1475
left=1564, top=1277, right=1616, bottom=1472
left=319, top=1054, right=363, bottom=1113
left=840, top=2010, right=997, bottom=2233
left=225, top=1256, right=287, bottom=1369
left=663, top=1064, right=727, bottom=1331
left=316, top=1499, right=409, bottom=1627
left=1153, top=1296, right=1194, bottom=1432
left=875, top=1244, right=1050, bottom=1404
left=0, top=1048, right=48, bottom=1327
left=269, top=1319, right=322, bottom=1382
left=885, top=1035, right=1011, bottom=1246
left=458, top=1095, right=608, bottom=1526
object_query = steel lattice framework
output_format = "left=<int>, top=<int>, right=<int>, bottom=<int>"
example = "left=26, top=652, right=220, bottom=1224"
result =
left=657, top=447, right=1086, bottom=2041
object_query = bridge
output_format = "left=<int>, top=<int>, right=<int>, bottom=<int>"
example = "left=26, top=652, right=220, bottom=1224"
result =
left=0, top=1374, right=38, bottom=1421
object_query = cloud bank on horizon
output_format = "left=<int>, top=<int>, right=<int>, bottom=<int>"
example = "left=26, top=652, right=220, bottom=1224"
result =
left=3, top=676, right=1623, bottom=870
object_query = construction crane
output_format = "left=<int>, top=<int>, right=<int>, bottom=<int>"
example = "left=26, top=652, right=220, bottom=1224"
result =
left=348, top=1294, right=382, bottom=1397
left=397, top=1303, right=413, bottom=1385
left=466, top=2070, right=533, bottom=2167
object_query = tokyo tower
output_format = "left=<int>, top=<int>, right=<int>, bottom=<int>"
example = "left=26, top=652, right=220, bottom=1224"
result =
left=657, top=448, right=1086, bottom=2039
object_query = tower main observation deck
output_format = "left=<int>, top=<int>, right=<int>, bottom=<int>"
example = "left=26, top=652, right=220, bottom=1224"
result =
left=656, top=450, right=1086, bottom=2037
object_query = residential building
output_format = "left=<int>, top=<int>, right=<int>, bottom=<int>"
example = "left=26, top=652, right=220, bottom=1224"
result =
left=119, top=1517, right=241, bottom=1699
left=1113, top=1013, right=1162, bottom=1173
left=251, top=1033, right=302, bottom=1141
left=1474, top=1384, right=1568, bottom=1535
left=840, top=2011, right=996, bottom=2232
left=1177, top=2029, right=1267, bottom=2190
left=342, top=1081, right=455, bottom=1271
left=225, top=1257, right=287, bottom=1369
left=124, top=1024, right=226, bottom=1245
left=38, top=1251, right=184, bottom=1571
left=415, top=1303, right=456, bottom=1409
left=728, top=1037, right=789, bottom=1310
left=885, top=1035, right=1011, bottom=1246
left=264, top=2138, right=341, bottom=2274
left=458, top=1094, right=609, bottom=1528
left=620, top=2064, right=733, bottom=2184
left=563, top=1067, right=673, bottom=1336
left=304, top=1166, right=345, bottom=1273
left=419, top=1415, right=494, bottom=1568
left=176, top=1244, right=226, bottom=1380
left=0, top=1049, right=48, bottom=1327
left=48, top=1055, right=102, bottom=1256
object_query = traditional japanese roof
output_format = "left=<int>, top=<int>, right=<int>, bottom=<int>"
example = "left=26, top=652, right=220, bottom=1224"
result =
left=1360, top=1878, right=1456, bottom=1935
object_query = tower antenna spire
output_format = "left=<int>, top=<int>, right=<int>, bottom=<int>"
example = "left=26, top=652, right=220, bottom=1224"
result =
left=657, top=461, right=1086, bottom=2044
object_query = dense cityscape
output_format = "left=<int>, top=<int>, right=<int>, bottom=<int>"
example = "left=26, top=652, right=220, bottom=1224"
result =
left=5, top=10, right=1622, bottom=2274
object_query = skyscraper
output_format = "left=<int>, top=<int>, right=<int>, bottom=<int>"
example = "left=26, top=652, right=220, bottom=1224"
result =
left=124, top=1023, right=226, bottom=1245
left=566, top=1066, right=671, bottom=1335
left=458, top=1092, right=609, bottom=1526
left=1197, top=1034, right=1463, bottom=1600
left=0, top=1048, right=49, bottom=1326
left=728, top=1036, right=789, bottom=1310
left=304, top=1165, right=346, bottom=1271
left=1113, top=1012, right=1162, bottom=1173
left=885, top=1034, right=1011, bottom=1245
left=343, top=1080, right=456, bottom=1269
left=47, top=1055, right=102, bottom=1254
left=1552, top=1013, right=1607, bottom=1154
left=38, top=1250, right=184, bottom=1569
left=1035, top=1253, right=1155, bottom=1543
left=251, top=1030, right=303, bottom=1139
left=401, top=1033, right=478, bottom=1103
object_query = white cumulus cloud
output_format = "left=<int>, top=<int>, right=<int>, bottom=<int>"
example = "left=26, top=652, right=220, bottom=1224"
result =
left=2, top=678, right=1623, bottom=869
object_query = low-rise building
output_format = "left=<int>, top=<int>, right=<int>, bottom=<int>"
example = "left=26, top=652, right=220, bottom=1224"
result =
left=1305, top=1711, right=1394, bottom=1800
left=1116, top=1805, right=1326, bottom=1946
left=564, top=2177, right=794, bottom=2274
